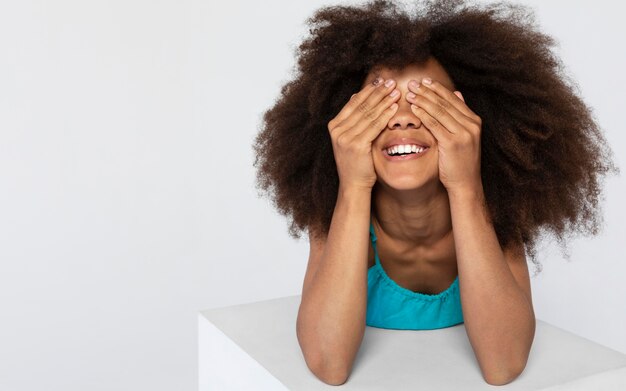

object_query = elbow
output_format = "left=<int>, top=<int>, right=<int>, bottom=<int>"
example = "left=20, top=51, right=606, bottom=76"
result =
left=482, top=358, right=528, bottom=386
left=482, top=320, right=535, bottom=385
left=297, top=329, right=351, bottom=386
left=306, top=357, right=350, bottom=386
left=316, top=366, right=350, bottom=386
left=296, top=314, right=358, bottom=385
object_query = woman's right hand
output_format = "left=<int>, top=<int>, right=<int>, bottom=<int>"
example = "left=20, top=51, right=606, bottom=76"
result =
left=327, top=77, right=401, bottom=191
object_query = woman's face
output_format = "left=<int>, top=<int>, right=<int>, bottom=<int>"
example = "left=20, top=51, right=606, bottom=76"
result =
left=361, top=57, right=457, bottom=191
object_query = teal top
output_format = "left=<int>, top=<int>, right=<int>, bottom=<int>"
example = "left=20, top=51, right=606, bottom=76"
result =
left=366, top=220, right=465, bottom=330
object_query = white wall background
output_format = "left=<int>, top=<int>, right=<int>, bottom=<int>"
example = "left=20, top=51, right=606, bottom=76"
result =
left=0, top=1, right=624, bottom=390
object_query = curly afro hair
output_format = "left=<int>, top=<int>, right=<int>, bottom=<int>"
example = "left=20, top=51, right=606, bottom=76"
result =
left=252, top=0, right=620, bottom=275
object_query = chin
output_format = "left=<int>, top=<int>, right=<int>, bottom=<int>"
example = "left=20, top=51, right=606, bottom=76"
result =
left=373, top=150, right=439, bottom=190
left=376, top=173, right=435, bottom=191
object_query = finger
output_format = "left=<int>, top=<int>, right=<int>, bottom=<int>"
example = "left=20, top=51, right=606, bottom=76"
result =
left=329, top=77, right=383, bottom=130
left=410, top=104, right=451, bottom=144
left=406, top=80, right=474, bottom=130
left=412, top=78, right=479, bottom=123
left=344, top=87, right=401, bottom=137
left=337, top=78, right=398, bottom=133
left=356, top=102, right=399, bottom=144
left=408, top=91, right=465, bottom=135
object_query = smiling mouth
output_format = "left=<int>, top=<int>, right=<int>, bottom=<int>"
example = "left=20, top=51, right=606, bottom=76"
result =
left=385, top=144, right=428, bottom=156
left=382, top=146, right=430, bottom=161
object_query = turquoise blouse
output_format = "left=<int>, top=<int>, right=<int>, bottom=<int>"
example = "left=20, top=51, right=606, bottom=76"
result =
left=366, top=220, right=465, bottom=330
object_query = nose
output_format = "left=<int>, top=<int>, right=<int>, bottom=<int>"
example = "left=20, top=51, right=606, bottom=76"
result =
left=387, top=98, right=422, bottom=130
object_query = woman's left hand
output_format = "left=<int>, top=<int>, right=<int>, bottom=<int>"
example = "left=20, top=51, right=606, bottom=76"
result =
left=406, top=78, right=483, bottom=196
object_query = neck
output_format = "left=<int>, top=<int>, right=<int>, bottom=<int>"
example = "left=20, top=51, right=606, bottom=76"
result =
left=371, top=180, right=453, bottom=249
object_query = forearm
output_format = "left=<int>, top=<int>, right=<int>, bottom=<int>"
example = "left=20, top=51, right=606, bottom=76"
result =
left=297, top=185, right=371, bottom=379
left=448, top=184, right=535, bottom=384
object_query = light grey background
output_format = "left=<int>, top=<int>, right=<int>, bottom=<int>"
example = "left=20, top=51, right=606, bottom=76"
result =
left=0, top=1, right=624, bottom=390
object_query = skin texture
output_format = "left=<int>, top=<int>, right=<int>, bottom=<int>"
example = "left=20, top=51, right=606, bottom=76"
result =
left=252, top=0, right=620, bottom=275
left=365, top=61, right=461, bottom=293
left=367, top=59, right=457, bottom=250
left=360, top=61, right=537, bottom=384
left=258, top=0, right=622, bottom=386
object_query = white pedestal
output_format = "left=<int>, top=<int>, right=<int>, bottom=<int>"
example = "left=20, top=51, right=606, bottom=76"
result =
left=199, top=295, right=626, bottom=390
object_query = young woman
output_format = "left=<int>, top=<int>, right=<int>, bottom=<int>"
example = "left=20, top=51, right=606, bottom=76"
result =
left=252, top=0, right=619, bottom=386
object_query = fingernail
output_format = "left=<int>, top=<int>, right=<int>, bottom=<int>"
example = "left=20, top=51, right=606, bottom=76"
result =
left=384, top=79, right=395, bottom=87
left=372, top=77, right=383, bottom=86
left=422, top=77, right=432, bottom=85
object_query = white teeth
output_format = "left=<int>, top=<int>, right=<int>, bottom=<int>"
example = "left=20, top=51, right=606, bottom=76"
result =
left=385, top=144, right=427, bottom=155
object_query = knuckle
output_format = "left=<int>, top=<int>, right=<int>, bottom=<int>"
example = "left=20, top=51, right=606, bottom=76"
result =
left=437, top=97, right=451, bottom=109
left=336, top=133, right=348, bottom=147
left=346, top=98, right=357, bottom=108
left=364, top=109, right=377, bottom=121
left=327, top=119, right=336, bottom=131
left=413, top=95, right=425, bottom=105
left=377, top=85, right=391, bottom=96
left=370, top=117, right=384, bottom=130
left=328, top=121, right=343, bottom=134
left=425, top=117, right=439, bottom=128
left=357, top=101, right=370, bottom=114
left=330, top=125, right=345, bottom=140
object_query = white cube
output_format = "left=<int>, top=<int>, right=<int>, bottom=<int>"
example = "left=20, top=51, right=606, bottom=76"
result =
left=199, top=295, right=626, bottom=390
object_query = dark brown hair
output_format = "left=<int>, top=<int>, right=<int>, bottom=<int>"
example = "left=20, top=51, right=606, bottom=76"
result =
left=252, top=0, right=620, bottom=274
